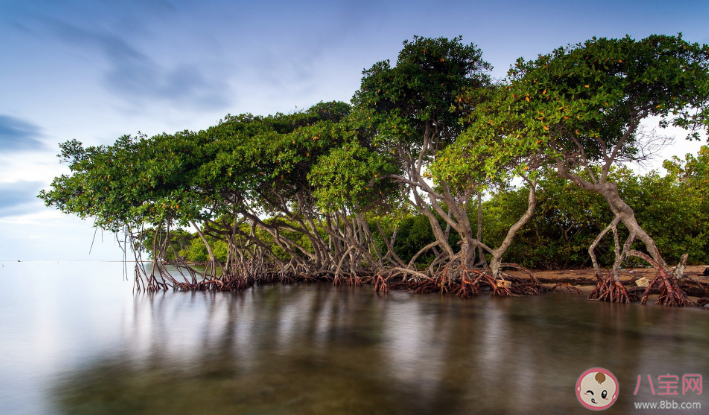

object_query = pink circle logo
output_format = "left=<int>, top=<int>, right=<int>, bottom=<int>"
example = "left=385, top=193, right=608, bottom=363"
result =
left=576, top=368, right=619, bottom=411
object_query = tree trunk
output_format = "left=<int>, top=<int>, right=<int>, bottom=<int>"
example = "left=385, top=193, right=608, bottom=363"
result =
left=190, top=220, right=224, bottom=278
left=556, top=167, right=669, bottom=273
left=476, top=192, right=488, bottom=267
left=489, top=180, right=537, bottom=278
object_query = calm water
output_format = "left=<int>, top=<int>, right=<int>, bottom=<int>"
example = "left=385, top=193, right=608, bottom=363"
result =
left=1, top=262, right=708, bottom=414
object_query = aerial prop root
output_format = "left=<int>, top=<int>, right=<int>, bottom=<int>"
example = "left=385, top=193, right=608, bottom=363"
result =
left=587, top=273, right=635, bottom=303
left=479, top=272, right=518, bottom=297
left=407, top=262, right=543, bottom=297
left=346, top=272, right=363, bottom=286
left=376, top=267, right=432, bottom=292
left=629, top=250, right=694, bottom=307
left=413, top=263, right=454, bottom=294
left=640, top=271, right=693, bottom=307
left=496, top=263, right=546, bottom=296
left=373, top=273, right=389, bottom=294
left=454, top=267, right=480, bottom=298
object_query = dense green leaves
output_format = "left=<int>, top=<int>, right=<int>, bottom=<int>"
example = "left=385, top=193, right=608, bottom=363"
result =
left=509, top=34, right=709, bottom=164
left=39, top=35, right=709, bottom=277
left=309, top=141, right=399, bottom=212
left=40, top=102, right=352, bottom=228
left=355, top=35, right=491, bottom=139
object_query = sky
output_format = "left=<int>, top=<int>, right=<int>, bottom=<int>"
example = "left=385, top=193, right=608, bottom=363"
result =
left=0, top=0, right=708, bottom=260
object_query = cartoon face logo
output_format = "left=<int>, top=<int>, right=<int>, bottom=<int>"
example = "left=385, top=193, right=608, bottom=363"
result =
left=576, top=368, right=619, bottom=411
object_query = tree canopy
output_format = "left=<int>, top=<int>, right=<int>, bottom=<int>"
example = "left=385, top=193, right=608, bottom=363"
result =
left=39, top=34, right=709, bottom=304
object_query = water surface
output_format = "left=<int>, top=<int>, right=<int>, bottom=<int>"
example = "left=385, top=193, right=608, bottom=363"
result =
left=1, top=261, right=707, bottom=414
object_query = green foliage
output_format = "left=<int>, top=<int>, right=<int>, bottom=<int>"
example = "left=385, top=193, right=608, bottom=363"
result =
left=507, top=34, right=709, bottom=163
left=431, top=83, right=540, bottom=193
left=370, top=212, right=462, bottom=267
left=435, top=34, right=709, bottom=193
left=138, top=151, right=709, bottom=270
left=390, top=214, right=437, bottom=265
left=355, top=35, right=491, bottom=136
left=38, top=35, right=709, bottom=274
left=309, top=140, right=399, bottom=212
left=310, top=36, right=492, bottom=213
left=482, top=164, right=709, bottom=269
left=175, top=237, right=229, bottom=263
left=39, top=102, right=352, bottom=228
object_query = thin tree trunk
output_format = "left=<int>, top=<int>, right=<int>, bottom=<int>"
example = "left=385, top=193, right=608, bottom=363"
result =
left=489, top=180, right=537, bottom=278
left=190, top=220, right=225, bottom=278
left=476, top=192, right=487, bottom=267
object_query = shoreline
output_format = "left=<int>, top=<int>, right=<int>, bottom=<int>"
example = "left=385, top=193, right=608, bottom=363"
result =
left=5, top=260, right=708, bottom=302
left=506, top=264, right=709, bottom=286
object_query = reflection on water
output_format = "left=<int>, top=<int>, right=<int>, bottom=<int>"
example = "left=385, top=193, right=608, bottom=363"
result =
left=1, top=262, right=708, bottom=414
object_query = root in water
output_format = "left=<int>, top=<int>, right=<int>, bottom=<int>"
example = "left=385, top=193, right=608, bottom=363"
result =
left=453, top=272, right=479, bottom=298
left=641, top=270, right=694, bottom=307
left=588, top=274, right=635, bottom=303
left=348, top=275, right=362, bottom=286
left=373, top=274, right=389, bottom=294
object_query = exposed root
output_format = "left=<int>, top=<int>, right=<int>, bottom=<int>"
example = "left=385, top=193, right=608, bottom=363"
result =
left=411, top=263, right=454, bottom=294
left=453, top=272, right=479, bottom=298
left=588, top=273, right=636, bottom=303
left=470, top=272, right=512, bottom=297
left=131, top=255, right=650, bottom=308
left=640, top=270, right=695, bottom=307
left=407, top=263, right=547, bottom=298
left=626, top=250, right=694, bottom=307
left=373, top=274, right=389, bottom=294
left=412, top=273, right=454, bottom=294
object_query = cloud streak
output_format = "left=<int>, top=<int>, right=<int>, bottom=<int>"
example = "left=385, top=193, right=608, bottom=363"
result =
left=0, top=115, right=45, bottom=151
left=45, top=18, right=231, bottom=111
left=0, top=181, right=45, bottom=217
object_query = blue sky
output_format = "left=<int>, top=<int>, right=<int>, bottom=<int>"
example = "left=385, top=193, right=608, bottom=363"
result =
left=1, top=0, right=708, bottom=260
